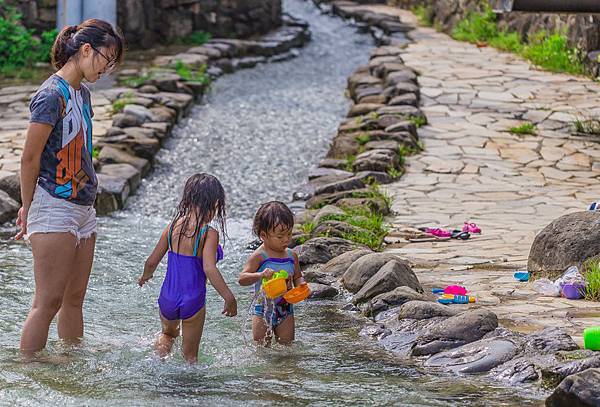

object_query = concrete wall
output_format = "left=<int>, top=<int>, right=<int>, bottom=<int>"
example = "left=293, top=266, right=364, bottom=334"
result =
left=7, top=0, right=282, bottom=48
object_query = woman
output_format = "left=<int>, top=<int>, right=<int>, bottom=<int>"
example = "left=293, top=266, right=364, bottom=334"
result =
left=15, top=19, right=124, bottom=355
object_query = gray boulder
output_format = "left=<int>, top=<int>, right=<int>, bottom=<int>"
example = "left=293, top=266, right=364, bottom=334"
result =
left=308, top=283, right=339, bottom=299
left=363, top=288, right=427, bottom=318
left=397, top=300, right=457, bottom=320
left=99, top=163, right=141, bottom=191
left=352, top=149, right=399, bottom=173
left=313, top=205, right=346, bottom=225
left=425, top=336, right=520, bottom=374
left=546, top=368, right=600, bottom=407
left=0, top=189, right=19, bottom=224
left=0, top=172, right=20, bottom=203
left=312, top=220, right=367, bottom=240
left=543, top=355, right=600, bottom=388
left=412, top=309, right=499, bottom=356
left=95, top=174, right=130, bottom=215
left=525, top=328, right=579, bottom=354
left=321, top=249, right=372, bottom=277
left=342, top=252, right=406, bottom=293
left=529, top=211, right=600, bottom=279
left=298, top=237, right=359, bottom=266
left=97, top=146, right=150, bottom=175
left=353, top=259, right=422, bottom=304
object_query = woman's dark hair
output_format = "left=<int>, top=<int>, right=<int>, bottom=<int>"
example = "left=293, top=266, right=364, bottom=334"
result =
left=173, top=173, right=227, bottom=249
left=52, top=19, right=125, bottom=70
left=253, top=201, right=294, bottom=237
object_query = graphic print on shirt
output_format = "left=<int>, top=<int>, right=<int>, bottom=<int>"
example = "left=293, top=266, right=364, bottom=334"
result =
left=54, top=79, right=94, bottom=200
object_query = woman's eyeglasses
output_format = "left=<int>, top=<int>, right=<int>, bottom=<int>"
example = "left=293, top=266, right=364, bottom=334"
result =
left=90, top=45, right=117, bottom=73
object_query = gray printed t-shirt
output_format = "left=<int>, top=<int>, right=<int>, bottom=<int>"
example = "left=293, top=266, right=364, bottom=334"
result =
left=29, top=74, right=97, bottom=206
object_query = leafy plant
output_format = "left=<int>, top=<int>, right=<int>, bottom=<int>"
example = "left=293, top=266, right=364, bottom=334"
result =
left=300, top=222, right=315, bottom=235
left=321, top=206, right=389, bottom=251
left=412, top=5, right=433, bottom=27
left=112, top=92, right=134, bottom=114
left=387, top=167, right=402, bottom=179
left=119, top=73, right=152, bottom=88
left=181, top=31, right=211, bottom=46
left=583, top=258, right=600, bottom=301
left=452, top=8, right=498, bottom=44
left=523, top=31, right=583, bottom=75
left=0, top=1, right=57, bottom=76
left=573, top=118, right=600, bottom=135
left=409, top=115, right=427, bottom=128
left=344, top=154, right=356, bottom=172
left=508, top=122, right=537, bottom=135
left=175, top=60, right=210, bottom=85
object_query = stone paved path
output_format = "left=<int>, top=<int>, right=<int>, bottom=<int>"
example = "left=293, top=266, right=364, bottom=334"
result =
left=359, top=6, right=600, bottom=344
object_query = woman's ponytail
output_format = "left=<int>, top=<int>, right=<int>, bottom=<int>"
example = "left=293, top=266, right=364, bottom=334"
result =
left=50, top=20, right=124, bottom=70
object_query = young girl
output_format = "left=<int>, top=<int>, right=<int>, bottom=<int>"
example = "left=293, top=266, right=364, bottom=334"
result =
left=15, top=19, right=124, bottom=355
left=239, top=201, right=305, bottom=345
left=138, top=173, right=237, bottom=363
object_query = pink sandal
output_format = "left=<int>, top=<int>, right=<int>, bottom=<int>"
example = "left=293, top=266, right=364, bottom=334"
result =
left=462, top=222, right=481, bottom=234
left=419, top=227, right=452, bottom=238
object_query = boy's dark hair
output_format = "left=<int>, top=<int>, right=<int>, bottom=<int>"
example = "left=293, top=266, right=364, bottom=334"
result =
left=52, top=19, right=125, bottom=70
left=253, top=201, right=294, bottom=237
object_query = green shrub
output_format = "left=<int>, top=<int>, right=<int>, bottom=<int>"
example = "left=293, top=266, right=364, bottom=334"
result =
left=412, top=5, right=433, bottom=27
left=452, top=8, right=498, bottom=44
left=175, top=60, right=210, bottom=85
left=300, top=222, right=315, bottom=235
left=181, top=31, right=211, bottom=46
left=0, top=1, right=56, bottom=76
left=321, top=206, right=389, bottom=251
left=522, top=31, right=583, bottom=75
left=508, top=122, right=536, bottom=135
left=583, top=259, right=600, bottom=301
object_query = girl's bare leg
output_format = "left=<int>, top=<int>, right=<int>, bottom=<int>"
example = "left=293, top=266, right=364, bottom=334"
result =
left=156, top=313, right=179, bottom=358
left=252, top=315, right=270, bottom=346
left=57, top=234, right=96, bottom=341
left=181, top=307, right=206, bottom=363
left=20, top=233, right=78, bottom=355
left=274, top=315, right=295, bottom=345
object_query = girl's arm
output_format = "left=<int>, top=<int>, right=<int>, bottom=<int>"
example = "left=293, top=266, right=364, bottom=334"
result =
left=139, top=226, right=169, bottom=286
left=292, top=251, right=305, bottom=287
left=15, top=123, right=53, bottom=240
left=238, top=251, right=274, bottom=286
left=203, top=229, right=237, bottom=317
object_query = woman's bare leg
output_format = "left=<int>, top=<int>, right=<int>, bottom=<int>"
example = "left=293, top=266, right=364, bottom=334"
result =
left=20, top=233, right=77, bottom=355
left=274, top=315, right=294, bottom=345
left=181, top=307, right=206, bottom=363
left=57, top=234, right=96, bottom=341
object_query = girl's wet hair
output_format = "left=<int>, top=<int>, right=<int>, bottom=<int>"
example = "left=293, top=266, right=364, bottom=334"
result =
left=253, top=201, right=294, bottom=237
left=173, top=173, right=227, bottom=247
left=52, top=19, right=125, bottom=70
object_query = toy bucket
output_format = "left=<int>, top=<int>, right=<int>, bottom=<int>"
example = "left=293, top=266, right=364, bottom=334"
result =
left=561, top=284, right=585, bottom=300
left=584, top=326, right=600, bottom=351
left=283, top=284, right=311, bottom=304
left=262, top=270, right=288, bottom=299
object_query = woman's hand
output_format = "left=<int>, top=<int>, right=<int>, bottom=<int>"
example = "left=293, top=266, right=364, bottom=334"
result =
left=14, top=207, right=28, bottom=240
left=222, top=296, right=237, bottom=317
left=138, top=273, right=153, bottom=287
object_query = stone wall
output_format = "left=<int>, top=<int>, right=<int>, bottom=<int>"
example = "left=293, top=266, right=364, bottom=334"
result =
left=390, top=0, right=600, bottom=74
left=6, top=0, right=282, bottom=48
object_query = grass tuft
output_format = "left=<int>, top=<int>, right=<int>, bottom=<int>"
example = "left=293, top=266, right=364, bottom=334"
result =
left=583, top=258, right=600, bottom=301
left=509, top=122, right=537, bottom=135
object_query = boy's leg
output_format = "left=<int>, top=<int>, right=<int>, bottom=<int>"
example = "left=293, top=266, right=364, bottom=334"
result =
left=156, top=313, right=179, bottom=358
left=274, top=315, right=295, bottom=345
left=252, top=315, right=270, bottom=345
left=181, top=307, right=206, bottom=363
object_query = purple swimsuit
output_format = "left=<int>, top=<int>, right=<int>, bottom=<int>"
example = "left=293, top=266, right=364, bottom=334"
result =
left=158, top=224, right=223, bottom=321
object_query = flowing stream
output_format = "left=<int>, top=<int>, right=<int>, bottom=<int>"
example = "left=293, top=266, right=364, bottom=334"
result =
left=0, top=1, right=542, bottom=405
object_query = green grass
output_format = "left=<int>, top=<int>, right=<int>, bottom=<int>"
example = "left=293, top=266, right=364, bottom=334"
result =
left=180, top=31, right=211, bottom=46
left=321, top=206, right=389, bottom=250
left=355, top=132, right=371, bottom=146
left=387, top=167, right=402, bottom=179
left=509, top=122, right=537, bottom=135
left=412, top=5, right=433, bottom=27
left=409, top=116, right=427, bottom=128
left=300, top=222, right=315, bottom=235
left=344, top=154, right=356, bottom=172
left=583, top=259, right=600, bottom=301
left=119, top=73, right=152, bottom=88
left=112, top=92, right=134, bottom=114
left=351, top=183, right=393, bottom=209
left=573, top=118, right=600, bottom=135
left=451, top=6, right=584, bottom=75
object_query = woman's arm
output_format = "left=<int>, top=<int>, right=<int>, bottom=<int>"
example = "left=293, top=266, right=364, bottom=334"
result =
left=138, top=226, right=169, bottom=286
left=203, top=229, right=237, bottom=317
left=15, top=123, right=53, bottom=240
left=239, top=251, right=273, bottom=286
left=292, top=251, right=305, bottom=287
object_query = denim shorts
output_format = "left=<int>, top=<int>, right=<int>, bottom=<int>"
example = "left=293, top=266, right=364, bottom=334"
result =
left=26, top=186, right=96, bottom=243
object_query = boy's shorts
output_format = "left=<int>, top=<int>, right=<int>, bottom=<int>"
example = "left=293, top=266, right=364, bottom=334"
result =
left=26, top=186, right=96, bottom=243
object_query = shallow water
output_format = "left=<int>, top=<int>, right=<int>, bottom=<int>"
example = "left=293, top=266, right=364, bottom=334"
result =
left=0, top=1, right=544, bottom=405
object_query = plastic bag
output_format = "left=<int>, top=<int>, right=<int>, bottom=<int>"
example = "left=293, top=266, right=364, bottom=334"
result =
left=532, top=278, right=561, bottom=297
left=555, top=266, right=587, bottom=288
